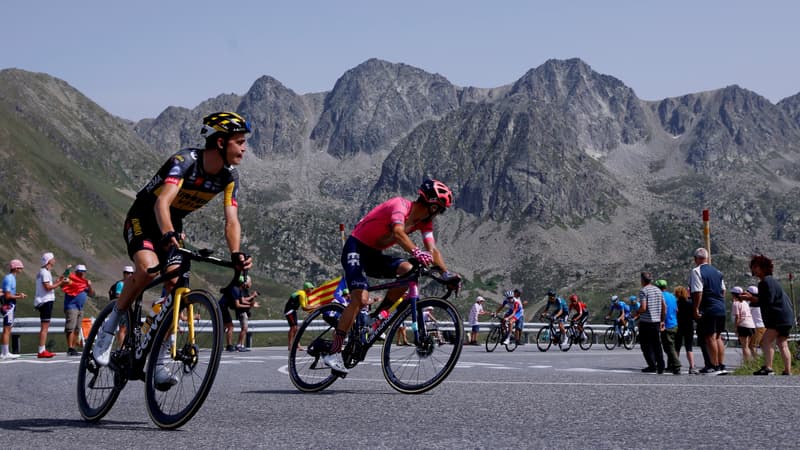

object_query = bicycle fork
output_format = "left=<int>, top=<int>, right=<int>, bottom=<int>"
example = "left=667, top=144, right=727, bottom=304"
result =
left=170, top=287, right=192, bottom=359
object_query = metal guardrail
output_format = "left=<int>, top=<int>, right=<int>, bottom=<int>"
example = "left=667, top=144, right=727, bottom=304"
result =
left=9, top=317, right=798, bottom=352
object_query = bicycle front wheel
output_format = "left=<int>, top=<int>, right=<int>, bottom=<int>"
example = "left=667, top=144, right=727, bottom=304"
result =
left=604, top=328, right=618, bottom=350
left=485, top=327, right=500, bottom=352
left=536, top=327, right=552, bottom=352
left=623, top=329, right=636, bottom=350
left=77, top=302, right=129, bottom=422
left=144, top=290, right=222, bottom=429
left=382, top=297, right=463, bottom=394
left=288, top=303, right=344, bottom=393
left=505, top=334, right=518, bottom=352
left=579, top=327, right=594, bottom=350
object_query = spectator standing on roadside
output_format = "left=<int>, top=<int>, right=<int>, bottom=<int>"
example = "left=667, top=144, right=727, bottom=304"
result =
left=656, top=279, right=681, bottom=374
left=638, top=272, right=665, bottom=373
left=234, top=276, right=259, bottom=352
left=1, top=259, right=27, bottom=360
left=467, top=296, right=489, bottom=345
left=673, top=286, right=698, bottom=374
left=746, top=285, right=765, bottom=357
left=730, top=286, right=756, bottom=364
left=689, top=247, right=728, bottom=375
left=34, top=252, right=67, bottom=358
left=740, top=254, right=795, bottom=375
left=108, top=266, right=134, bottom=301
left=62, top=264, right=95, bottom=356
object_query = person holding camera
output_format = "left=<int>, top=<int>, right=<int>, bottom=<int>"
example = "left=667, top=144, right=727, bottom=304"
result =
left=234, top=276, right=260, bottom=352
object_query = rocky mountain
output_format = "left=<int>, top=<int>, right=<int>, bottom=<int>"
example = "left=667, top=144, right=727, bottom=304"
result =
left=4, top=59, right=800, bottom=320
left=778, top=92, right=800, bottom=127
left=0, top=68, right=160, bottom=287
left=310, top=58, right=461, bottom=158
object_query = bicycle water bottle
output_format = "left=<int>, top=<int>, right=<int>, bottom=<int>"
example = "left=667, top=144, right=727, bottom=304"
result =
left=140, top=299, right=164, bottom=335
left=372, top=309, right=389, bottom=332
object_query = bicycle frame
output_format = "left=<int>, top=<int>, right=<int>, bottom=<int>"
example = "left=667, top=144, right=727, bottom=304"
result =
left=345, top=265, right=457, bottom=360
left=126, top=249, right=238, bottom=375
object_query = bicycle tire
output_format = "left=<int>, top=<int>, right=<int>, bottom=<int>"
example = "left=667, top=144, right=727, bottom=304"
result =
left=288, top=303, right=344, bottom=392
left=382, top=297, right=463, bottom=394
left=77, top=302, right=129, bottom=422
left=579, top=327, right=594, bottom=350
left=505, top=334, right=518, bottom=352
left=623, top=329, right=636, bottom=350
left=485, top=327, right=500, bottom=352
left=603, top=327, right=618, bottom=350
left=536, top=327, right=552, bottom=352
left=559, top=331, right=573, bottom=352
left=144, top=290, right=222, bottom=429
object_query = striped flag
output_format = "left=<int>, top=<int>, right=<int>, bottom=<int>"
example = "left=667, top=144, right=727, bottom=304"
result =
left=301, top=276, right=347, bottom=311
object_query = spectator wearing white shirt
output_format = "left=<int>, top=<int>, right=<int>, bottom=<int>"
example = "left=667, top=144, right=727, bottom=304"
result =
left=467, top=296, right=489, bottom=345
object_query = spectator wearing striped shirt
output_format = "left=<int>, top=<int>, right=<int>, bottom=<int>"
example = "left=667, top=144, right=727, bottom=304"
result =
left=637, top=271, right=665, bottom=374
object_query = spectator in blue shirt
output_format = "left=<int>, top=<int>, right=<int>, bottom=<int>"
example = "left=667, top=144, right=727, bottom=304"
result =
left=2, top=259, right=27, bottom=360
left=656, top=279, right=681, bottom=374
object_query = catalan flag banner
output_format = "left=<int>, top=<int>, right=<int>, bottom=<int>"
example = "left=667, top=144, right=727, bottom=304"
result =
left=301, top=276, right=348, bottom=311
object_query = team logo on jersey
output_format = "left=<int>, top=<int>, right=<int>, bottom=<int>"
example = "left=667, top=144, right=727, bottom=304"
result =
left=347, top=252, right=360, bottom=267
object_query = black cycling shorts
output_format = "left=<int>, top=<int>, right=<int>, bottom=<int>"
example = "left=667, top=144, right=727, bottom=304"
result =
left=123, top=199, right=183, bottom=260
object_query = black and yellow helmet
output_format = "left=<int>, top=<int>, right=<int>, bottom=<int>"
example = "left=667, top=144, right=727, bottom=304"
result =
left=200, top=112, right=251, bottom=137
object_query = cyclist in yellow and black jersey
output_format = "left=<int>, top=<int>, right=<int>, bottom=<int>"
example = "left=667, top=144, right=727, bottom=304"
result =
left=93, top=112, right=253, bottom=376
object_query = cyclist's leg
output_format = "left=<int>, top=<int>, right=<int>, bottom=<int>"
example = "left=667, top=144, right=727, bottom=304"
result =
left=372, top=261, right=413, bottom=315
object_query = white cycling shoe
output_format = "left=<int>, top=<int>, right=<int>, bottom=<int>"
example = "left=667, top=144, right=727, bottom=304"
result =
left=93, top=330, right=115, bottom=366
left=322, top=352, right=349, bottom=374
left=154, top=365, right=180, bottom=391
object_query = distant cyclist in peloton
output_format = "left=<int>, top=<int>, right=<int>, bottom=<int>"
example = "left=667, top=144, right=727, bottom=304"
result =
left=568, top=294, right=589, bottom=340
left=495, top=290, right=522, bottom=345
left=542, top=290, right=569, bottom=342
left=604, top=295, right=630, bottom=338
left=93, top=112, right=254, bottom=386
left=323, top=179, right=460, bottom=374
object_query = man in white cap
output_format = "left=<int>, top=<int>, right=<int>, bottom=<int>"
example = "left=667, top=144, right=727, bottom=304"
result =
left=34, top=252, right=68, bottom=358
left=63, top=264, right=95, bottom=356
left=689, top=247, right=727, bottom=375
left=468, top=296, right=489, bottom=345
left=2, top=259, right=27, bottom=360
left=108, top=266, right=135, bottom=301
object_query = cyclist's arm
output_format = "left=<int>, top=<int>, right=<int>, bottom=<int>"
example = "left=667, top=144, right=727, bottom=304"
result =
left=224, top=204, right=242, bottom=253
left=154, top=183, right=180, bottom=241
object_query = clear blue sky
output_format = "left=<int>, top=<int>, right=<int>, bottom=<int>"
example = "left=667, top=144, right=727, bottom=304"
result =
left=4, top=0, right=798, bottom=121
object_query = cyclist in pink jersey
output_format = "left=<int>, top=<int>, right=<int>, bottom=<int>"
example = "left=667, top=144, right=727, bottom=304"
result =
left=323, top=179, right=460, bottom=374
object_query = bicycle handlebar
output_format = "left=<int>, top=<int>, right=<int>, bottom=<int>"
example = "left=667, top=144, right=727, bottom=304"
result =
left=145, top=247, right=245, bottom=294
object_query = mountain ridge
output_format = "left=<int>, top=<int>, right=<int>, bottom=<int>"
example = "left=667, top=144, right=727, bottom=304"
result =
left=3, top=59, right=800, bottom=318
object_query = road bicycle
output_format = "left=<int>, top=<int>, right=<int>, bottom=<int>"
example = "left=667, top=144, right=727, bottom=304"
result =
left=484, top=314, right=518, bottom=352
left=603, top=319, right=636, bottom=350
left=560, top=319, right=594, bottom=351
left=77, top=248, right=241, bottom=429
left=536, top=314, right=568, bottom=352
left=288, top=260, right=462, bottom=394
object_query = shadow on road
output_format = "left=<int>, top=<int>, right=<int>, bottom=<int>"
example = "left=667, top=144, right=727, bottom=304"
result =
left=0, top=418, right=153, bottom=432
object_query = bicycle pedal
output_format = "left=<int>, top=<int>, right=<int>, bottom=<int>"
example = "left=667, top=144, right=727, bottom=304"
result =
left=332, top=369, right=348, bottom=379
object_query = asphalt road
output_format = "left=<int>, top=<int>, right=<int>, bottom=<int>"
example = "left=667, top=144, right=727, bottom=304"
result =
left=1, top=344, right=797, bottom=449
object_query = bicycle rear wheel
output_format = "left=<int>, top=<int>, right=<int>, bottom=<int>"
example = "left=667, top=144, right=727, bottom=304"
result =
left=144, top=290, right=222, bottom=429
left=579, top=327, right=594, bottom=350
left=604, top=328, right=618, bottom=350
left=536, top=327, right=552, bottom=352
left=382, top=297, right=463, bottom=394
left=77, top=302, right=129, bottom=422
left=485, top=327, right=500, bottom=352
left=288, top=303, right=344, bottom=392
